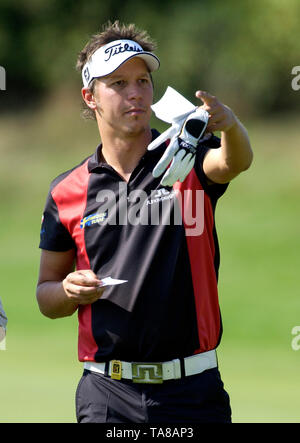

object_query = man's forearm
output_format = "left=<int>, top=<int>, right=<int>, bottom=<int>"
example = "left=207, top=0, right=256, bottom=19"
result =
left=221, top=118, right=253, bottom=174
left=36, top=281, right=78, bottom=319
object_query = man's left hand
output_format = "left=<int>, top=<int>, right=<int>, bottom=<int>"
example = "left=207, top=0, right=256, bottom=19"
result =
left=195, top=90, right=237, bottom=133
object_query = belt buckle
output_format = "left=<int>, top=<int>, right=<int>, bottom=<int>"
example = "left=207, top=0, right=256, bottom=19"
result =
left=132, top=362, right=163, bottom=384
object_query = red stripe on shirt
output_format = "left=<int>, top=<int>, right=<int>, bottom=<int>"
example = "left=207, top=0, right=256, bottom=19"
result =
left=51, top=160, right=98, bottom=361
left=174, top=169, right=221, bottom=353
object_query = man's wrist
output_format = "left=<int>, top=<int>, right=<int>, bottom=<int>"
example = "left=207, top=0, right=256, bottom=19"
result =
left=221, top=111, right=239, bottom=134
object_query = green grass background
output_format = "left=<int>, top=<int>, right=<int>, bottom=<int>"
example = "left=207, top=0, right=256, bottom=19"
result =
left=0, top=93, right=299, bottom=422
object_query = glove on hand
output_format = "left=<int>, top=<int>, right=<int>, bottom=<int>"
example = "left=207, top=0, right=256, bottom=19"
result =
left=148, top=107, right=209, bottom=187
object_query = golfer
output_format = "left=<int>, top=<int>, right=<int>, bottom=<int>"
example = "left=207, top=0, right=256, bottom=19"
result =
left=36, top=21, right=253, bottom=423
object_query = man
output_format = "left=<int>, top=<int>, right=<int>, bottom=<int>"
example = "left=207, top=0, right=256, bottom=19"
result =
left=36, top=21, right=253, bottom=423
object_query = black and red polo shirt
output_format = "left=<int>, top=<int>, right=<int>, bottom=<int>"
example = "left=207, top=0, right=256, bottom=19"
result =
left=39, top=129, right=228, bottom=363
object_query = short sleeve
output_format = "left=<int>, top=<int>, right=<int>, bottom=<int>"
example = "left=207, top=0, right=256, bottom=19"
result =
left=39, top=189, right=75, bottom=252
left=194, top=134, right=229, bottom=200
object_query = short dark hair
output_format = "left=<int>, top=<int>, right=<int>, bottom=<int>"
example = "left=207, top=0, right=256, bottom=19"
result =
left=76, top=20, right=157, bottom=120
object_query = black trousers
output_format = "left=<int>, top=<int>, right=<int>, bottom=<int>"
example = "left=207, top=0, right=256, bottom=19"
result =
left=76, top=367, right=231, bottom=423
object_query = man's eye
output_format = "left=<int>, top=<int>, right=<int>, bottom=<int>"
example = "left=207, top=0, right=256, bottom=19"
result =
left=113, top=80, right=125, bottom=86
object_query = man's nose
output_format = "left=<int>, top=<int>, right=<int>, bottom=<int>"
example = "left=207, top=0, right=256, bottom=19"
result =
left=127, top=82, right=142, bottom=100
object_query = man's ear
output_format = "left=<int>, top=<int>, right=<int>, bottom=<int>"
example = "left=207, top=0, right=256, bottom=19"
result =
left=81, top=87, right=97, bottom=111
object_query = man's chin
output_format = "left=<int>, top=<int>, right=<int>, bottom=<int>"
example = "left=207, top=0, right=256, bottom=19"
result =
left=122, top=123, right=149, bottom=137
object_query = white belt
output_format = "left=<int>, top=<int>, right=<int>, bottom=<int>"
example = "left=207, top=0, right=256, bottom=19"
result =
left=84, top=350, right=217, bottom=384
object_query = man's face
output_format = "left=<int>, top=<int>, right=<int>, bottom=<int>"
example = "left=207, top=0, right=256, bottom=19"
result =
left=93, top=57, right=153, bottom=137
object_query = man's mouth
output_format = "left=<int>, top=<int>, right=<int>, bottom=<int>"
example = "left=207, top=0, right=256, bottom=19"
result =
left=125, top=108, right=146, bottom=115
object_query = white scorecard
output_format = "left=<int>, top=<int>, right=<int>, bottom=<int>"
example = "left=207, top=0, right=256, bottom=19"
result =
left=99, top=277, right=128, bottom=287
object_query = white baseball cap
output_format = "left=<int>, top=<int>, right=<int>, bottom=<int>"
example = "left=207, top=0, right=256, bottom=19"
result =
left=82, top=39, right=160, bottom=88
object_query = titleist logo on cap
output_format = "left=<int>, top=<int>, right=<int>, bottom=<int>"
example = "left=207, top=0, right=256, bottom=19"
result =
left=104, top=42, right=143, bottom=62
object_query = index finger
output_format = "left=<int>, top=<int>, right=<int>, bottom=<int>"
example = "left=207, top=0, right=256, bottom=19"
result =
left=195, top=90, right=216, bottom=106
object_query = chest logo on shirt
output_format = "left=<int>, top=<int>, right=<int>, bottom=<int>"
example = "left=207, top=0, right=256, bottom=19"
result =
left=80, top=211, right=108, bottom=229
left=146, top=188, right=176, bottom=205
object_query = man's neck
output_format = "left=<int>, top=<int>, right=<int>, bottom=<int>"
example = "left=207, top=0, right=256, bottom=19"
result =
left=99, top=127, right=152, bottom=182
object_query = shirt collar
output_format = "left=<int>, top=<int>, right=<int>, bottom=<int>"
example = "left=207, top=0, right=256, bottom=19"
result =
left=87, top=129, right=166, bottom=173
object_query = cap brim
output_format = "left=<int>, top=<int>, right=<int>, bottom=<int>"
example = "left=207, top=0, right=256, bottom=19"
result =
left=100, top=52, right=160, bottom=78
left=133, top=52, right=160, bottom=72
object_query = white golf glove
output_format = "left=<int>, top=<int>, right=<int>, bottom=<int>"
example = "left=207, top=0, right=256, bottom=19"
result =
left=148, top=107, right=209, bottom=186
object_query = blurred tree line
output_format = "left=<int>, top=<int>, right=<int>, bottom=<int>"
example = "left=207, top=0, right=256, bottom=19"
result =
left=0, top=0, right=299, bottom=117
